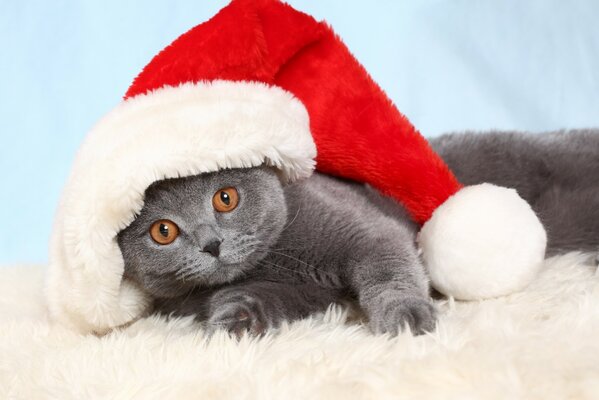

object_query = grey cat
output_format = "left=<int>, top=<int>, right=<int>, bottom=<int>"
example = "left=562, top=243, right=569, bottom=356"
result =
left=117, top=129, right=599, bottom=337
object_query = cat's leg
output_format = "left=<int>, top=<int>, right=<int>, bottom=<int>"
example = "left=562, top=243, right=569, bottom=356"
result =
left=205, top=280, right=343, bottom=337
left=345, top=237, right=436, bottom=336
left=157, top=280, right=343, bottom=337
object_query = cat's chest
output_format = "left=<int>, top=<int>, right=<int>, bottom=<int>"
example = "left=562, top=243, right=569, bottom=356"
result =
left=257, top=207, right=365, bottom=288
left=264, top=172, right=407, bottom=287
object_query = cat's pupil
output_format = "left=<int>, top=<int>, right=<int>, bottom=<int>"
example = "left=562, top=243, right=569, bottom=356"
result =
left=220, top=191, right=230, bottom=205
left=159, top=223, right=169, bottom=237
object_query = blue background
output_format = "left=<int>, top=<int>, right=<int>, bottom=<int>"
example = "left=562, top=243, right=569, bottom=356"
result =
left=1, top=0, right=598, bottom=265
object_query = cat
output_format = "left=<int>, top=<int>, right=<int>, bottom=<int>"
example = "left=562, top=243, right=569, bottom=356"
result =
left=117, top=129, right=599, bottom=337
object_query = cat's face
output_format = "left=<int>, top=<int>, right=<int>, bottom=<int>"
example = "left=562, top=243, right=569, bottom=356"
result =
left=117, top=167, right=288, bottom=298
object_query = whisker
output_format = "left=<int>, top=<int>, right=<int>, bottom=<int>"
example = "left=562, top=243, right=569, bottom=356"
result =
left=175, top=266, right=195, bottom=278
left=261, top=245, right=309, bottom=252
left=281, top=204, right=301, bottom=232
left=260, top=248, right=331, bottom=275
left=177, top=267, right=205, bottom=281
left=257, top=259, right=309, bottom=279
left=178, top=285, right=199, bottom=308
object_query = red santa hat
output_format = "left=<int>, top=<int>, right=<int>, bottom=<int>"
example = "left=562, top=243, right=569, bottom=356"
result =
left=47, top=0, right=547, bottom=333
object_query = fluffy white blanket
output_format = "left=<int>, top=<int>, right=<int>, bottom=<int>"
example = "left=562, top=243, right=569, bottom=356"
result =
left=1, top=253, right=598, bottom=399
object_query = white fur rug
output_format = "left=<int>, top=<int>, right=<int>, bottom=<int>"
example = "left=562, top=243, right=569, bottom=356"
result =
left=1, top=253, right=599, bottom=399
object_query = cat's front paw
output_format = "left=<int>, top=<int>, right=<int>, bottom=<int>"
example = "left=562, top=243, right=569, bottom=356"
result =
left=207, top=295, right=270, bottom=338
left=368, top=295, right=436, bottom=336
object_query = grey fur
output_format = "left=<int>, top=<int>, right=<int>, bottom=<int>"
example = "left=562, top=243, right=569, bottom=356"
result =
left=119, top=167, right=433, bottom=336
left=118, top=167, right=288, bottom=298
left=431, top=129, right=599, bottom=255
left=118, top=129, right=599, bottom=337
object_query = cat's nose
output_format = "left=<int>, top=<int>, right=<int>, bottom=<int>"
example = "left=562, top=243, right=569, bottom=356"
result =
left=202, top=239, right=221, bottom=258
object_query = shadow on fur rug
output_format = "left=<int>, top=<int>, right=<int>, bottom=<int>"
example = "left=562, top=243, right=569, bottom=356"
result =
left=1, top=252, right=598, bottom=399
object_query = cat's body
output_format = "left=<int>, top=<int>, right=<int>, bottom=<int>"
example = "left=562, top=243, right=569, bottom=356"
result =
left=118, top=129, right=599, bottom=336
left=153, top=171, right=430, bottom=336
left=432, top=129, right=599, bottom=254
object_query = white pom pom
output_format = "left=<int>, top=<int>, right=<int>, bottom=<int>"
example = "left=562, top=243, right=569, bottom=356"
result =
left=418, top=183, right=547, bottom=300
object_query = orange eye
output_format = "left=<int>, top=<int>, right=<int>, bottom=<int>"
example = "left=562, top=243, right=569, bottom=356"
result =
left=212, top=187, right=239, bottom=212
left=149, top=220, right=179, bottom=245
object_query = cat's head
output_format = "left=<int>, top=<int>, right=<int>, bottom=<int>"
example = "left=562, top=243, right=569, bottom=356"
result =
left=117, top=167, right=288, bottom=298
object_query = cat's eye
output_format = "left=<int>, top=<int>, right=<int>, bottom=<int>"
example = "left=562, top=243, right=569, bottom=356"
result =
left=149, top=220, right=179, bottom=245
left=212, top=187, right=239, bottom=212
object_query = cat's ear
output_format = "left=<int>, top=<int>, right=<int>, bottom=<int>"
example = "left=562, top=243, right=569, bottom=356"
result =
left=143, top=177, right=182, bottom=203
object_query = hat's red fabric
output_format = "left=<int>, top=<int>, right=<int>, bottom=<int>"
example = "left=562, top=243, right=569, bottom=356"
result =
left=126, top=0, right=461, bottom=225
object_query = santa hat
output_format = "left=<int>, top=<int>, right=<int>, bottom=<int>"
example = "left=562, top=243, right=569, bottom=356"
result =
left=47, top=0, right=547, bottom=334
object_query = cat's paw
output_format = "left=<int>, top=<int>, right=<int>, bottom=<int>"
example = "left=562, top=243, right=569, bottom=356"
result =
left=207, top=295, right=269, bottom=338
left=368, top=295, right=437, bottom=336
